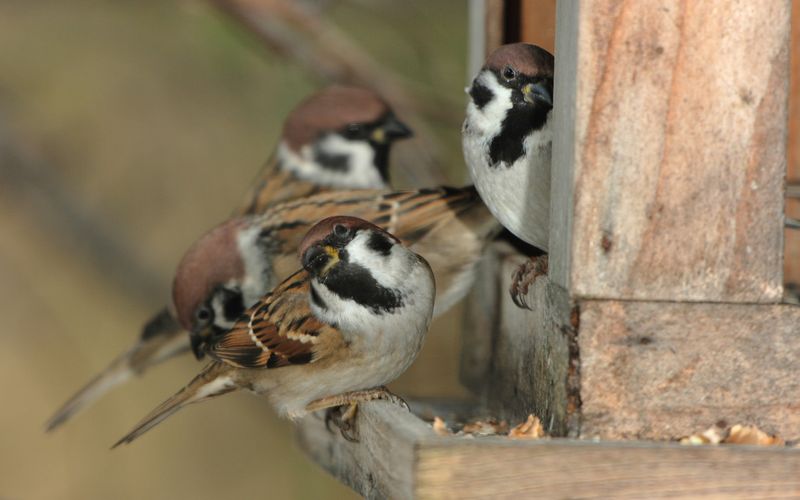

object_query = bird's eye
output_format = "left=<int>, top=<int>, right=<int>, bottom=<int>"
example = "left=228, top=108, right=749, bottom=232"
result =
left=344, top=123, right=363, bottom=138
left=502, top=66, right=517, bottom=81
left=333, top=224, right=349, bottom=237
left=195, top=306, right=212, bottom=325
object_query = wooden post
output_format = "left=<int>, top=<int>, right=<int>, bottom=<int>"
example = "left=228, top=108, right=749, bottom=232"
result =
left=463, top=0, right=800, bottom=441
left=785, top=0, right=800, bottom=285
left=551, top=0, right=788, bottom=303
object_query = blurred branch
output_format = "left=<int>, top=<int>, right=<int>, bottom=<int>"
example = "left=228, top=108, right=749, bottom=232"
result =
left=787, top=183, right=800, bottom=199
left=210, top=0, right=458, bottom=186
left=0, top=110, right=165, bottom=303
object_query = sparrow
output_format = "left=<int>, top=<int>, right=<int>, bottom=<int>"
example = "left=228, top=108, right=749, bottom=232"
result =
left=238, top=84, right=412, bottom=215
left=462, top=43, right=554, bottom=309
left=175, top=187, right=499, bottom=357
left=112, top=216, right=435, bottom=446
left=45, top=85, right=412, bottom=432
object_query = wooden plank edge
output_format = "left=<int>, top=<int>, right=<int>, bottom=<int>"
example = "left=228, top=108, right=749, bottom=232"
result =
left=296, top=399, right=800, bottom=499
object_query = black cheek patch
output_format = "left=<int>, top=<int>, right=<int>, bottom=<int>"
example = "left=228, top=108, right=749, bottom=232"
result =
left=367, top=232, right=393, bottom=256
left=313, top=146, right=350, bottom=172
left=469, top=81, right=494, bottom=109
left=222, top=291, right=246, bottom=322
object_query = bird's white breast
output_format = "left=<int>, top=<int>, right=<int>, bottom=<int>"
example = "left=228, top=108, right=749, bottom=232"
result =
left=463, top=71, right=553, bottom=250
left=258, top=233, right=435, bottom=419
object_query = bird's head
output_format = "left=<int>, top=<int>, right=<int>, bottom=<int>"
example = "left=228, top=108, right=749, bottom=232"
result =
left=298, top=216, right=432, bottom=330
left=279, top=85, right=412, bottom=189
left=172, top=217, right=270, bottom=359
left=467, top=43, right=554, bottom=127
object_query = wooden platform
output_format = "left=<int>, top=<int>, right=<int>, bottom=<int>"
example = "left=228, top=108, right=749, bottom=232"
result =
left=297, top=402, right=800, bottom=499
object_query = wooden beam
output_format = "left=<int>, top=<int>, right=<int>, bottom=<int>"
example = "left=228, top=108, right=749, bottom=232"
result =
left=784, top=0, right=800, bottom=285
left=296, top=402, right=800, bottom=499
left=295, top=401, right=437, bottom=499
left=578, top=299, right=800, bottom=441
left=550, top=0, right=790, bottom=303
left=519, top=0, right=556, bottom=53
left=463, top=273, right=800, bottom=441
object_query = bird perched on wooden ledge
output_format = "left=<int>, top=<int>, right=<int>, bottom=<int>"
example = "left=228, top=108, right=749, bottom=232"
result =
left=178, top=186, right=498, bottom=357
left=112, top=216, right=435, bottom=447
left=462, top=43, right=554, bottom=308
left=45, top=85, right=412, bottom=432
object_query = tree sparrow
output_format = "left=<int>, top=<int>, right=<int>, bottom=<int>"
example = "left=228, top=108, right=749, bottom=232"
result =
left=112, top=216, right=435, bottom=446
left=45, top=85, right=411, bottom=432
left=179, top=186, right=498, bottom=356
left=238, top=84, right=412, bottom=215
left=462, top=43, right=554, bottom=308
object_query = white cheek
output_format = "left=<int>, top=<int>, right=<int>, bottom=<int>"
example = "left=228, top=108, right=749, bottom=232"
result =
left=465, top=71, right=514, bottom=137
left=278, top=137, right=387, bottom=190
left=236, top=225, right=273, bottom=309
left=345, top=232, right=411, bottom=289
left=310, top=232, right=433, bottom=337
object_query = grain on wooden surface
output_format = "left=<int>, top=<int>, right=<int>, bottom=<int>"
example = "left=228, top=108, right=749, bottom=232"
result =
left=520, top=0, right=556, bottom=53
left=296, top=401, right=437, bottom=500
left=417, top=439, right=800, bottom=499
left=784, top=0, right=800, bottom=284
left=461, top=247, right=577, bottom=436
left=578, top=299, right=800, bottom=441
left=298, top=401, right=800, bottom=499
left=551, top=0, right=789, bottom=302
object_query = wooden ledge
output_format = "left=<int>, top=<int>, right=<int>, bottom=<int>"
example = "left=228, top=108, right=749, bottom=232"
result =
left=296, top=401, right=800, bottom=499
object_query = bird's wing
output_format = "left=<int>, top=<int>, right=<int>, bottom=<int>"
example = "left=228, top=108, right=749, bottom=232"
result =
left=235, top=152, right=328, bottom=216
left=208, top=269, right=341, bottom=369
left=256, top=185, right=484, bottom=249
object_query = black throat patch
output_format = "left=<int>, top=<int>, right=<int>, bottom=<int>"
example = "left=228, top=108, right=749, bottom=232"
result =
left=488, top=104, right=550, bottom=168
left=320, top=261, right=402, bottom=315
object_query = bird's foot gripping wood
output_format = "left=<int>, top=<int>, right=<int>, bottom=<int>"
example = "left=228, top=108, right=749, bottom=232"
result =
left=509, top=254, right=549, bottom=309
left=307, top=387, right=408, bottom=442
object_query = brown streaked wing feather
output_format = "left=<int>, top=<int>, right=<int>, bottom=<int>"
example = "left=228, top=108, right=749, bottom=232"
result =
left=253, top=186, right=481, bottom=255
left=235, top=153, right=328, bottom=216
left=208, top=270, right=341, bottom=369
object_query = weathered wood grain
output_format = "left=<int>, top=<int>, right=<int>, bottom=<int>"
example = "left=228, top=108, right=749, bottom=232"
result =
left=297, top=401, right=800, bottom=499
left=464, top=253, right=800, bottom=441
left=459, top=243, right=505, bottom=395
left=578, top=299, right=800, bottom=441
left=417, top=439, right=800, bottom=499
left=520, top=0, right=555, bottom=53
left=784, top=0, right=800, bottom=284
left=295, top=401, right=437, bottom=500
left=551, top=0, right=790, bottom=302
left=461, top=247, right=578, bottom=436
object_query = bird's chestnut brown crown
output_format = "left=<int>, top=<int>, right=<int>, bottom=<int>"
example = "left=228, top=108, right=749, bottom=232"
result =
left=479, top=43, right=554, bottom=109
left=172, top=218, right=248, bottom=331
left=282, top=85, right=411, bottom=151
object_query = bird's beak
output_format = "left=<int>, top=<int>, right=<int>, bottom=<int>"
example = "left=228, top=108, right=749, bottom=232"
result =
left=190, top=325, right=212, bottom=360
left=303, top=244, right=340, bottom=277
left=523, top=82, right=552, bottom=107
left=372, top=114, right=413, bottom=143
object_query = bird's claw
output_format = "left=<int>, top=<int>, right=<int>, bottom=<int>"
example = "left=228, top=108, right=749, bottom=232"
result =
left=324, top=403, right=360, bottom=442
left=509, top=254, right=549, bottom=310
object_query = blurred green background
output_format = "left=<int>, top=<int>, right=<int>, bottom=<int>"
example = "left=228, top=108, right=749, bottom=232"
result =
left=0, top=1, right=469, bottom=498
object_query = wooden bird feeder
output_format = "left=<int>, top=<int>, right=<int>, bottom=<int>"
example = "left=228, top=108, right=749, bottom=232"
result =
left=297, top=1, right=800, bottom=497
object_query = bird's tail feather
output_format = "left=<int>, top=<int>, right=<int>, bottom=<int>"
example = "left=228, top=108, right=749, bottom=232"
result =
left=45, top=310, right=187, bottom=432
left=112, top=362, right=235, bottom=448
